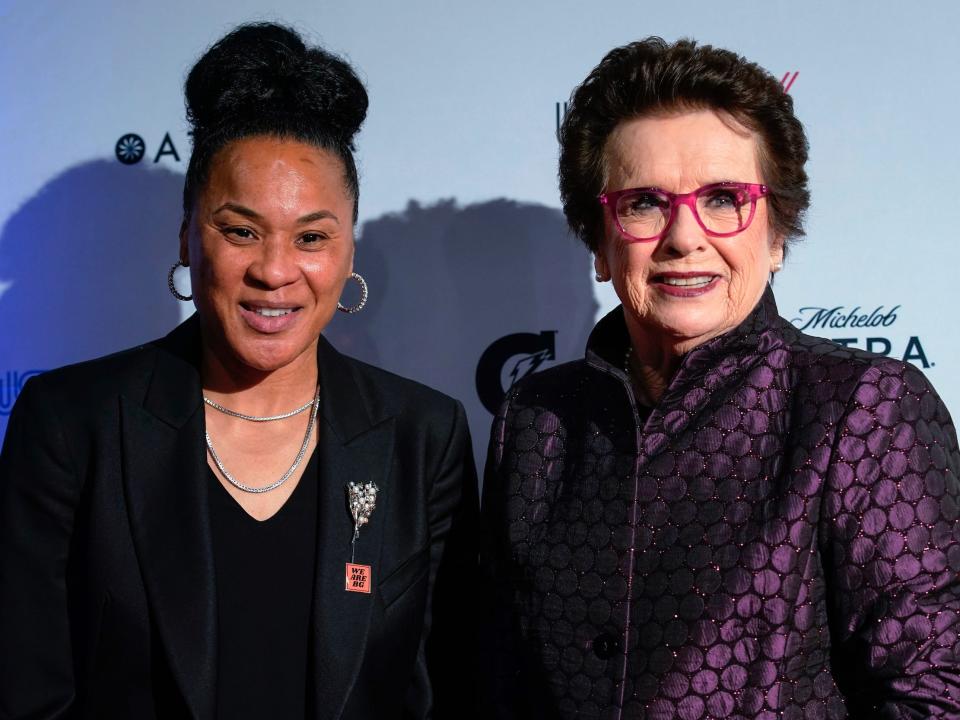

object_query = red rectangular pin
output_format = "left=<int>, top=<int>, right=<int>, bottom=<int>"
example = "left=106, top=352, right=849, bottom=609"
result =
left=345, top=563, right=372, bottom=593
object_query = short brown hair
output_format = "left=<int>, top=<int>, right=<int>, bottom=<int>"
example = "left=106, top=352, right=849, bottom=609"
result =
left=558, top=37, right=809, bottom=253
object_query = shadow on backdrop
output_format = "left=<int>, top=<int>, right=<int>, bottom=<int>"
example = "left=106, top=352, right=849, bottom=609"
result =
left=0, top=160, right=183, bottom=439
left=324, top=198, right=598, bottom=471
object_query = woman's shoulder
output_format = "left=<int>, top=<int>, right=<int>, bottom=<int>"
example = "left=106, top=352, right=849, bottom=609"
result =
left=23, top=340, right=160, bottom=406
left=343, top=354, right=451, bottom=400
left=510, top=358, right=592, bottom=394
left=773, top=317, right=948, bottom=421
left=776, top=316, right=930, bottom=381
left=330, top=348, right=464, bottom=427
left=490, top=358, right=596, bottom=420
left=26, top=314, right=205, bottom=404
left=5, top=340, right=166, bottom=459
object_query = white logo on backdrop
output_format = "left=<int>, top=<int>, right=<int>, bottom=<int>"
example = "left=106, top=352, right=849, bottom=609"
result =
left=790, top=304, right=932, bottom=368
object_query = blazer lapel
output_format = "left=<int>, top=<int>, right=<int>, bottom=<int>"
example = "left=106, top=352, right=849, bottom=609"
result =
left=120, top=319, right=216, bottom=719
left=309, top=336, right=395, bottom=720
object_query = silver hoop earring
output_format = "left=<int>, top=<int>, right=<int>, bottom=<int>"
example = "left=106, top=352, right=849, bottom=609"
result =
left=337, top=272, right=368, bottom=314
left=167, top=261, right=192, bottom=301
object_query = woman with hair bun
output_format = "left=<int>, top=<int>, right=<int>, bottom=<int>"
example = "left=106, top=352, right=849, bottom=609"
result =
left=0, top=23, right=477, bottom=719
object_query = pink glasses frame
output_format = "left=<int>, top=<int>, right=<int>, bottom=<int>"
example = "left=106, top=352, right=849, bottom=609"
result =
left=598, top=182, right=770, bottom=243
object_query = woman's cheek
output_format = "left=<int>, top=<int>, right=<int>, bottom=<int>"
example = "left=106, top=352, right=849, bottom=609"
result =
left=621, top=270, right=648, bottom=318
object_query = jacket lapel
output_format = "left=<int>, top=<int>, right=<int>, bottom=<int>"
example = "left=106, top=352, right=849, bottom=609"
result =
left=309, top=336, right=395, bottom=720
left=120, top=319, right=216, bottom=719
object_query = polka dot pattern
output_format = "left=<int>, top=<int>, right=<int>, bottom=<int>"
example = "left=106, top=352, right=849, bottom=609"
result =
left=480, top=290, right=960, bottom=719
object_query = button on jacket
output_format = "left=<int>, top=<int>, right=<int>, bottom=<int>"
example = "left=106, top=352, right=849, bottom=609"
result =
left=480, top=288, right=960, bottom=719
left=0, top=317, right=478, bottom=719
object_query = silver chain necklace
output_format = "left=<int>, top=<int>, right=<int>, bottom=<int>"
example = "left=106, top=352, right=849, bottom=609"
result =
left=203, top=395, right=315, bottom=422
left=205, top=386, right=320, bottom=494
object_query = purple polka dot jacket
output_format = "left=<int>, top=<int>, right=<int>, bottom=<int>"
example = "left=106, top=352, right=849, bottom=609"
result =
left=479, top=288, right=960, bottom=719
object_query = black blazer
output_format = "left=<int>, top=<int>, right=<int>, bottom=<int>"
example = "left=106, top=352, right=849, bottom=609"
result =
left=0, top=317, right=478, bottom=719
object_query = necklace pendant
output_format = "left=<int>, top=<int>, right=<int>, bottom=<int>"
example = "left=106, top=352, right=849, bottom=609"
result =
left=345, top=563, right=372, bottom=593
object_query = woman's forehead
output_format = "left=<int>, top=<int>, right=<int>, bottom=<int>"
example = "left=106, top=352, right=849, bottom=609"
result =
left=604, top=110, right=761, bottom=189
left=200, top=138, right=350, bottom=213
left=211, top=138, right=340, bottom=182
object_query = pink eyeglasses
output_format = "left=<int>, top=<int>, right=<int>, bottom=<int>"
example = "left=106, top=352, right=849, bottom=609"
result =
left=599, top=182, right=769, bottom=243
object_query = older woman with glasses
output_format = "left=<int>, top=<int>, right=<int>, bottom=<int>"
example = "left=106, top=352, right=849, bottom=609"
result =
left=480, top=38, right=960, bottom=719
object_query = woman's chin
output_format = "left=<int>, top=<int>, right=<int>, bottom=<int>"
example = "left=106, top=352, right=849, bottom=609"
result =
left=243, top=349, right=312, bottom=374
left=212, top=336, right=315, bottom=377
left=641, top=310, right=735, bottom=350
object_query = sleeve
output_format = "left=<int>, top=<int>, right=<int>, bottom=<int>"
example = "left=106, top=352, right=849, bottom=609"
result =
left=0, top=377, right=82, bottom=719
left=823, top=360, right=960, bottom=718
left=477, top=388, right=536, bottom=719
left=404, top=399, right=480, bottom=720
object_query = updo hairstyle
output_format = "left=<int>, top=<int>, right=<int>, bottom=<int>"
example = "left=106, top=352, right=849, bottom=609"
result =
left=558, top=38, right=810, bottom=254
left=182, top=22, right=368, bottom=222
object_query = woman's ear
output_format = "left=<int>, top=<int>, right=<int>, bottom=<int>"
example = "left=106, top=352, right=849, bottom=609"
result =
left=594, top=252, right=610, bottom=282
left=769, top=234, right=785, bottom=273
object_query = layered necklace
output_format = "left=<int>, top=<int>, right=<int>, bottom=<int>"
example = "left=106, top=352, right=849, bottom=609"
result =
left=204, top=386, right=320, bottom=494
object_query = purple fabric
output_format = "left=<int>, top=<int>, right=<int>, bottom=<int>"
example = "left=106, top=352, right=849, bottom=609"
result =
left=479, top=287, right=960, bottom=719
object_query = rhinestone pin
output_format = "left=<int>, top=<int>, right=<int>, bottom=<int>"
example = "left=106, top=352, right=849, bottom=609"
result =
left=346, top=481, right=379, bottom=561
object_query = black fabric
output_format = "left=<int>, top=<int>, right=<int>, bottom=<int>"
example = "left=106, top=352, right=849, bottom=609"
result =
left=209, top=451, right=318, bottom=720
left=0, top=315, right=479, bottom=719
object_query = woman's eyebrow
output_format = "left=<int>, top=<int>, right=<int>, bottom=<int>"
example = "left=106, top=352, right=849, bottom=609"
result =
left=297, top=210, right=339, bottom=225
left=211, top=204, right=340, bottom=226
left=212, top=202, right=261, bottom=220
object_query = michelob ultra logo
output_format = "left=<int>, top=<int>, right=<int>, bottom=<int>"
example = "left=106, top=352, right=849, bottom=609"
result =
left=790, top=304, right=932, bottom=368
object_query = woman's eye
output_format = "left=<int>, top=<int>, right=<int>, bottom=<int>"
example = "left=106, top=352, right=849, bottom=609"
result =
left=704, top=190, right=743, bottom=209
left=225, top=227, right=255, bottom=240
left=623, top=192, right=668, bottom=215
left=298, top=233, right=329, bottom=246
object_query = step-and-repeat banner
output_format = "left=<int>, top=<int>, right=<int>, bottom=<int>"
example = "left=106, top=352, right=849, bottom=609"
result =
left=2, top=1, right=958, bottom=468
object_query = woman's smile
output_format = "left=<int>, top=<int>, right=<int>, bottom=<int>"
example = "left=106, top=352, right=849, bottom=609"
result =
left=650, top=271, right=722, bottom=297
left=238, top=302, right=304, bottom=333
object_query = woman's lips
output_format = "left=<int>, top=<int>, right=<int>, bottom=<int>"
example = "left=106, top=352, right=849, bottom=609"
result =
left=651, top=272, right=721, bottom=297
left=238, top=303, right=302, bottom=333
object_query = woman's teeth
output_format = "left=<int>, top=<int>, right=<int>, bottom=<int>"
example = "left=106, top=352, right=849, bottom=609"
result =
left=660, top=276, right=714, bottom=287
left=255, top=307, right=294, bottom=317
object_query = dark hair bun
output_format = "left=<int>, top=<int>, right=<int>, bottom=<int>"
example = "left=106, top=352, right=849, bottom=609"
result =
left=185, top=22, right=368, bottom=143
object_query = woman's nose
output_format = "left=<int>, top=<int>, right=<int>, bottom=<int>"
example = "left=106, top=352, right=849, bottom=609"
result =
left=246, top=240, right=299, bottom=288
left=659, top=202, right=709, bottom=256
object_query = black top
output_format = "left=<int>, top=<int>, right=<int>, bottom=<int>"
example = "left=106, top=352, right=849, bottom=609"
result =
left=208, top=451, right=319, bottom=720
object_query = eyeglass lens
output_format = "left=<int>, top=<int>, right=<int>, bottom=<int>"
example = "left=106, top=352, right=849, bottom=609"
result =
left=616, top=186, right=754, bottom=240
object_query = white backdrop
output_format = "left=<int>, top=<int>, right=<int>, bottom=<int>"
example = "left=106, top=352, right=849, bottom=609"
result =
left=2, top=0, right=958, bottom=467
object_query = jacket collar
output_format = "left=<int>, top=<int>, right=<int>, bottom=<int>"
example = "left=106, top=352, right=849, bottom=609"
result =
left=584, top=285, right=785, bottom=447
left=122, top=315, right=393, bottom=719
